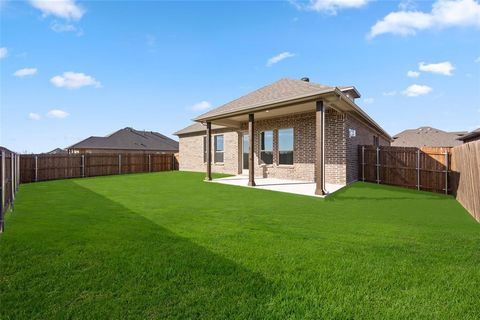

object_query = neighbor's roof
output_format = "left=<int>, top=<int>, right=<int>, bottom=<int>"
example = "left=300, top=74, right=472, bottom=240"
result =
left=46, top=148, right=68, bottom=154
left=173, top=122, right=226, bottom=136
left=194, top=78, right=339, bottom=121
left=392, top=127, right=467, bottom=148
left=457, top=128, right=480, bottom=142
left=69, top=127, right=179, bottom=151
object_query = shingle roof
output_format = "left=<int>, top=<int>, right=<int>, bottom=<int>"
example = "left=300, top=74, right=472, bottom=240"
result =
left=69, top=127, right=179, bottom=151
left=392, top=127, right=467, bottom=148
left=458, top=128, right=480, bottom=142
left=194, top=78, right=335, bottom=121
left=173, top=123, right=226, bottom=136
left=46, top=148, right=68, bottom=154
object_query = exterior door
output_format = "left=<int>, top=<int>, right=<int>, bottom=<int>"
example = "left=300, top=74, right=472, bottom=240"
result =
left=242, top=134, right=249, bottom=173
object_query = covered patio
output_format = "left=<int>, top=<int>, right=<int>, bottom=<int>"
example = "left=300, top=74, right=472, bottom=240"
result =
left=211, top=175, right=345, bottom=198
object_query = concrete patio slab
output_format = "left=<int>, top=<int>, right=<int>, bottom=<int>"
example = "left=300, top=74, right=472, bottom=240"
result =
left=211, top=175, right=345, bottom=198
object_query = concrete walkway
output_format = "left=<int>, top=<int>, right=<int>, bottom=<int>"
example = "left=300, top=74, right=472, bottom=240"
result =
left=211, top=175, right=345, bottom=198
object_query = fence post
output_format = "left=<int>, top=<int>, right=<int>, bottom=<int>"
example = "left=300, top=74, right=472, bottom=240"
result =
left=148, top=154, right=151, bottom=172
left=35, top=155, right=38, bottom=182
left=445, top=151, right=449, bottom=195
left=416, top=149, right=420, bottom=190
left=1, top=151, right=5, bottom=233
left=11, top=155, right=15, bottom=203
left=376, top=147, right=380, bottom=184
left=118, top=154, right=121, bottom=174
left=81, top=155, right=85, bottom=178
left=171, top=154, right=174, bottom=170
left=16, top=154, right=20, bottom=191
left=361, top=146, right=365, bottom=182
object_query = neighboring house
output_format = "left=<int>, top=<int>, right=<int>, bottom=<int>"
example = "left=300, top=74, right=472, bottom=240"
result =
left=392, top=127, right=466, bottom=148
left=174, top=78, right=390, bottom=195
left=68, top=127, right=179, bottom=154
left=46, top=148, right=68, bottom=155
left=0, top=146, right=14, bottom=154
left=457, top=128, right=480, bottom=143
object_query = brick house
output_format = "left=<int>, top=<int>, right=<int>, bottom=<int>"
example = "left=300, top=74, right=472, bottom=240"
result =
left=174, top=78, right=390, bottom=195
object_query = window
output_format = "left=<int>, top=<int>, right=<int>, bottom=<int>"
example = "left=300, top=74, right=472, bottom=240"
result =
left=373, top=136, right=379, bottom=146
left=214, top=135, right=224, bottom=163
left=278, top=128, right=294, bottom=165
left=260, top=131, right=273, bottom=164
left=203, top=136, right=207, bottom=163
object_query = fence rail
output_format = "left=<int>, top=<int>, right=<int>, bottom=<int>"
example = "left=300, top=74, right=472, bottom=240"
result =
left=1, top=150, right=20, bottom=233
left=20, top=153, right=178, bottom=183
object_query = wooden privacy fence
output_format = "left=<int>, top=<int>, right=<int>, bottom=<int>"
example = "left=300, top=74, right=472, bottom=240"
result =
left=0, top=151, right=21, bottom=233
left=359, top=146, right=451, bottom=194
left=359, top=142, right=480, bottom=222
left=450, top=141, right=480, bottom=222
left=20, top=153, right=178, bottom=183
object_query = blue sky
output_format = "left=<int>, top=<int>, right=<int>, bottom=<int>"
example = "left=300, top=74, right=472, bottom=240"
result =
left=1, top=0, right=479, bottom=153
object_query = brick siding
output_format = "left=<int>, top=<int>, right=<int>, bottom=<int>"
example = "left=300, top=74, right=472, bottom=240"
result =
left=178, top=108, right=390, bottom=184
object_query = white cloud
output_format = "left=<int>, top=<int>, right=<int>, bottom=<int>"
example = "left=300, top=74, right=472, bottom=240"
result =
left=29, top=112, right=41, bottom=120
left=402, top=84, right=433, bottom=97
left=50, top=21, right=82, bottom=35
left=363, top=97, right=375, bottom=104
left=29, top=0, right=85, bottom=20
left=190, top=101, right=212, bottom=111
left=13, top=68, right=38, bottom=77
left=0, top=47, right=7, bottom=59
left=50, top=72, right=101, bottom=89
left=47, top=109, right=69, bottom=119
left=368, top=0, right=480, bottom=39
left=266, top=51, right=295, bottom=67
left=383, top=91, right=397, bottom=96
left=407, top=70, right=420, bottom=77
left=292, top=0, right=370, bottom=15
left=419, top=61, right=454, bottom=75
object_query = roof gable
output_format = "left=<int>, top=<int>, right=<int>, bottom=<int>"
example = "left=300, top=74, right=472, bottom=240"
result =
left=194, top=78, right=333, bottom=120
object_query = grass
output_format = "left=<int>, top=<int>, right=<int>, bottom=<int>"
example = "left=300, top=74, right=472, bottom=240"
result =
left=0, top=171, right=479, bottom=319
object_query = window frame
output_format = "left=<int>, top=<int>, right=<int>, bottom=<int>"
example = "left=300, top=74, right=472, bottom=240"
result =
left=277, top=127, right=294, bottom=166
left=260, top=130, right=274, bottom=165
left=214, top=134, right=224, bottom=163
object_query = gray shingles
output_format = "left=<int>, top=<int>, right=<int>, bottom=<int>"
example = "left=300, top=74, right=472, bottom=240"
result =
left=69, top=127, right=179, bottom=151
left=392, top=127, right=467, bottom=147
left=194, top=78, right=333, bottom=120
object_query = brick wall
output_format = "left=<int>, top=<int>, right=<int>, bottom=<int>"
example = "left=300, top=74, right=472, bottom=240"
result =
left=345, top=114, right=390, bottom=183
left=178, top=129, right=240, bottom=175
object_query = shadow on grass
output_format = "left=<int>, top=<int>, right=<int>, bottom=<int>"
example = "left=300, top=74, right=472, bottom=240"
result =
left=0, top=180, right=274, bottom=319
left=328, top=182, right=451, bottom=202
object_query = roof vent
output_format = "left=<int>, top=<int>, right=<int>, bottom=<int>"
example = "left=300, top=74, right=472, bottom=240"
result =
left=301, top=77, right=310, bottom=82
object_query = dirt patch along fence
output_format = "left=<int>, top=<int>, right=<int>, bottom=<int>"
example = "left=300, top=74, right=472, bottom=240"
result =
left=450, top=142, right=480, bottom=222
left=359, top=142, right=480, bottom=222
left=19, top=153, right=179, bottom=183
left=1, top=150, right=21, bottom=233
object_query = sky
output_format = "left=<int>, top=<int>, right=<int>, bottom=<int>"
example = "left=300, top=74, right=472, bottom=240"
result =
left=1, top=0, right=479, bottom=153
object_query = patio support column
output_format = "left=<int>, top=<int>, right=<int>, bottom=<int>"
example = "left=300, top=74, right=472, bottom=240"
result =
left=205, top=121, right=212, bottom=181
left=315, top=100, right=326, bottom=195
left=248, top=113, right=256, bottom=186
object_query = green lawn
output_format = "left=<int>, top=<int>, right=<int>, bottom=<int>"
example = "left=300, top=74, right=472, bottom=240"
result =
left=0, top=172, right=479, bottom=319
